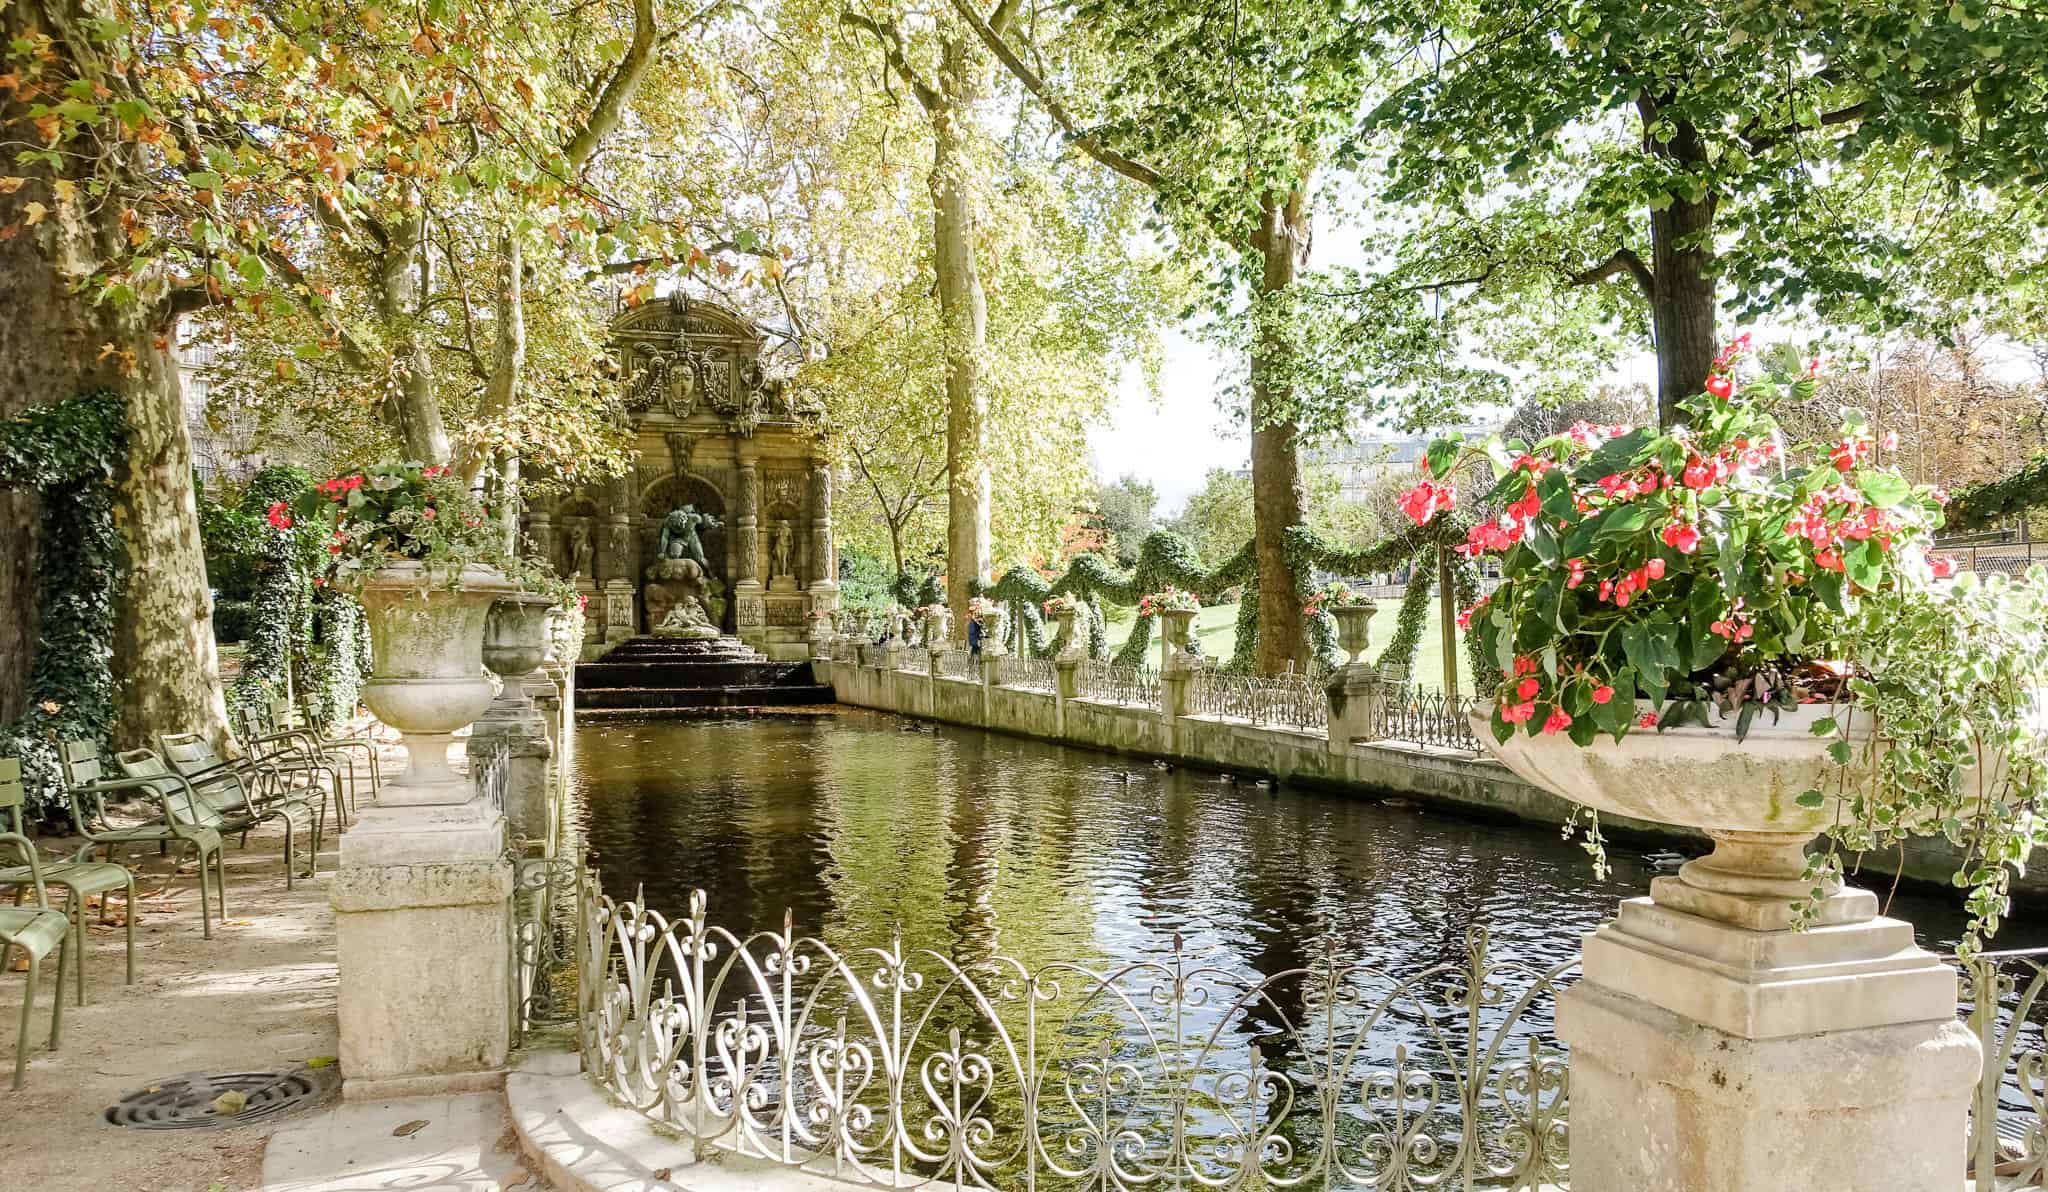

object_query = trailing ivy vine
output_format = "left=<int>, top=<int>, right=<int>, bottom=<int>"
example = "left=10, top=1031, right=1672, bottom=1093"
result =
left=0, top=392, right=126, bottom=821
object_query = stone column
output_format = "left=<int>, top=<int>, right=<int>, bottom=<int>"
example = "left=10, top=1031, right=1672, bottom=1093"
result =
left=1324, top=667, right=1382, bottom=754
left=1053, top=656, right=1078, bottom=736
left=734, top=441, right=764, bottom=645
left=331, top=754, right=511, bottom=1101
left=808, top=454, right=837, bottom=600
left=525, top=503, right=555, bottom=574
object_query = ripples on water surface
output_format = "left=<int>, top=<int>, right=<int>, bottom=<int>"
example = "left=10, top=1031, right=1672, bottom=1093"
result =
left=566, top=712, right=2043, bottom=1185
left=569, top=709, right=2011, bottom=968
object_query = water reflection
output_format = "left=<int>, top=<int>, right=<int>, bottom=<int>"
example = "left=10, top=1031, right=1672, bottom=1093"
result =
left=569, top=710, right=2034, bottom=979
left=569, top=711, right=2044, bottom=1186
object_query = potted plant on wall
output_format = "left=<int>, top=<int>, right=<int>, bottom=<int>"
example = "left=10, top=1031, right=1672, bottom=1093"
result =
left=1042, top=593, right=1085, bottom=661
left=1139, top=586, right=1201, bottom=670
left=1403, top=338, right=2048, bottom=949
left=288, top=462, right=518, bottom=804
left=1303, top=581, right=1375, bottom=667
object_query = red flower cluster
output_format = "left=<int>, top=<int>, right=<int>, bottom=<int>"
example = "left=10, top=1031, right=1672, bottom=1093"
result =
left=1828, top=434, right=1872, bottom=473
left=1710, top=597, right=1755, bottom=643
left=422, top=465, right=450, bottom=479
left=1661, top=520, right=1701, bottom=554
left=1930, top=554, right=1959, bottom=579
left=266, top=501, right=292, bottom=530
left=1455, top=594, right=1489, bottom=631
left=317, top=474, right=365, bottom=499
left=1397, top=478, right=1458, bottom=527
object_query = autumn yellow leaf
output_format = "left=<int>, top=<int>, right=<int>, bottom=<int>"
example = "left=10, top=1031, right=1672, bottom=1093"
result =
left=52, top=178, right=77, bottom=203
left=0, top=177, right=25, bottom=194
left=20, top=201, right=44, bottom=225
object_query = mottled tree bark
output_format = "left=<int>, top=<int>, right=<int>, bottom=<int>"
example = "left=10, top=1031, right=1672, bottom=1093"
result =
left=932, top=88, right=992, bottom=628
left=0, top=0, right=228, bottom=748
left=1640, top=99, right=1720, bottom=427
left=1249, top=191, right=1312, bottom=675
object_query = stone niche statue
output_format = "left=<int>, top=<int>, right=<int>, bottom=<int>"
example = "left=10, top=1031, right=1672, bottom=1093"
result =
left=645, top=504, right=727, bottom=634
left=567, top=522, right=593, bottom=579
left=653, top=504, right=721, bottom=576
left=770, top=519, right=795, bottom=588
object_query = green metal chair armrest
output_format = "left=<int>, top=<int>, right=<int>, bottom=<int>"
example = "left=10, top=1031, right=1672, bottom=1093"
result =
left=0, top=833, right=49, bottom=906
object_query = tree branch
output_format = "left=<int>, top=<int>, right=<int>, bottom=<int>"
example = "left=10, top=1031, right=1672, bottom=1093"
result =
left=941, top=0, right=1163, bottom=190
left=840, top=11, right=941, bottom=112
left=564, top=0, right=658, bottom=171
left=1568, top=246, right=1655, bottom=299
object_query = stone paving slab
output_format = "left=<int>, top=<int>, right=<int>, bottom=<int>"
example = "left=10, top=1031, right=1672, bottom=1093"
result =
left=262, top=1090, right=542, bottom=1191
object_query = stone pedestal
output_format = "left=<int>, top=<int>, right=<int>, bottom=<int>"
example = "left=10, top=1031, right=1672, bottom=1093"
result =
left=1055, top=656, right=1081, bottom=700
left=1557, top=871, right=1978, bottom=1191
left=332, top=796, right=511, bottom=1101
left=1324, top=664, right=1382, bottom=752
left=470, top=708, right=554, bottom=845
left=601, top=579, right=636, bottom=643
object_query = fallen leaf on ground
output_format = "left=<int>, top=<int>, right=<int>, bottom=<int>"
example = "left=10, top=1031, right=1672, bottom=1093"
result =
left=222, top=919, right=254, bottom=927
left=499, top=1169, right=532, bottom=1189
left=304, top=1055, right=336, bottom=1068
left=210, top=1090, right=248, bottom=1115
left=392, top=1118, right=430, bottom=1137
left=653, top=1168, right=672, bottom=1181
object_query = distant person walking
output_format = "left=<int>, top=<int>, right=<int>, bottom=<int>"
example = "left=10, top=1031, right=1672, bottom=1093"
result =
left=967, top=614, right=984, bottom=658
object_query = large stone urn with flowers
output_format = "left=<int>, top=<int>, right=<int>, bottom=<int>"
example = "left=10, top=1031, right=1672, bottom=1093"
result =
left=360, top=563, right=520, bottom=805
left=1410, top=338, right=1981, bottom=1192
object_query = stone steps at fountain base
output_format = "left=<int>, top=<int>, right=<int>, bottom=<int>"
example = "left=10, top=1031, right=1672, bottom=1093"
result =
left=576, top=684, right=835, bottom=711
left=575, top=633, right=833, bottom=716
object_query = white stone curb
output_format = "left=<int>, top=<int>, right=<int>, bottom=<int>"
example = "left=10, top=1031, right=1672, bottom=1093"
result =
left=507, top=1048, right=846, bottom=1192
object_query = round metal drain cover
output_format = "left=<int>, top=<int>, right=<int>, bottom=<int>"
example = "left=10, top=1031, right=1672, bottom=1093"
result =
left=105, top=1069, right=331, bottom=1130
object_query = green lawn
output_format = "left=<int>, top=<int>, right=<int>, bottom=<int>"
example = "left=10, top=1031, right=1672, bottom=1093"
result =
left=1103, top=598, right=1471, bottom=688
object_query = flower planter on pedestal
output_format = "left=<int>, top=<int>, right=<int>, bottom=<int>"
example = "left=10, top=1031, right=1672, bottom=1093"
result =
left=1157, top=608, right=1197, bottom=673
left=336, top=561, right=517, bottom=1102
left=474, top=591, right=556, bottom=841
left=359, top=562, right=519, bottom=806
left=1323, top=604, right=1380, bottom=749
left=924, top=608, right=953, bottom=651
left=1475, top=705, right=1978, bottom=1191
left=1329, top=604, right=1376, bottom=666
left=1051, top=607, right=1085, bottom=662
left=981, top=606, right=1008, bottom=657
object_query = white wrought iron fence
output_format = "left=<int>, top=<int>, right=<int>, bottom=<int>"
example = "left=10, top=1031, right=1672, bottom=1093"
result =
left=579, top=882, right=1574, bottom=1191
left=1190, top=668, right=1328, bottom=734
left=938, top=649, right=978, bottom=682
left=1368, top=684, right=1484, bottom=753
left=511, top=845, right=583, bottom=1048
left=1959, top=946, right=2048, bottom=1186
left=996, top=655, right=1057, bottom=692
left=1077, top=660, right=1159, bottom=710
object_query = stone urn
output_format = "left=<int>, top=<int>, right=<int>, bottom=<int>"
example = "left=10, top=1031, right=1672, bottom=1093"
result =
left=1157, top=607, right=1196, bottom=672
left=981, top=606, right=1009, bottom=657
left=1475, top=701, right=1864, bottom=909
left=481, top=591, right=555, bottom=724
left=924, top=606, right=953, bottom=649
left=1329, top=604, right=1377, bottom=667
left=1050, top=605, right=1084, bottom=661
left=1473, top=701, right=1979, bottom=1191
left=359, top=562, right=519, bottom=804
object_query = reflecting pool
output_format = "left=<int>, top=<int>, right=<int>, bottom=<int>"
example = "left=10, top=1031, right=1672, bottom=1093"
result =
left=568, top=709, right=2021, bottom=970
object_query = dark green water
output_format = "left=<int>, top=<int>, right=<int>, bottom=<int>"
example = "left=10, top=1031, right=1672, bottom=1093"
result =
left=563, top=711, right=2041, bottom=1185
left=567, top=709, right=2011, bottom=968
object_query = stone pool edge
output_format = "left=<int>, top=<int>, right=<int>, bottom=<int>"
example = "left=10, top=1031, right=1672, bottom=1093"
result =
left=813, top=656, right=2045, bottom=900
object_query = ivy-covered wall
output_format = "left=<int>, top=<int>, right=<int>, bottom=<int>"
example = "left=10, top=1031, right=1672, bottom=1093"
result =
left=0, top=392, right=126, bottom=819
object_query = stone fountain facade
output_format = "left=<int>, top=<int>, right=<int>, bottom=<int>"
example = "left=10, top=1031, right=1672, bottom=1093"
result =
left=521, top=296, right=835, bottom=662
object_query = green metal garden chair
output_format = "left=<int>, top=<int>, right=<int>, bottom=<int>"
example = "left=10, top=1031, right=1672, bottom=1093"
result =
left=264, top=694, right=382, bottom=808
left=232, top=698, right=367, bottom=823
left=0, top=832, right=72, bottom=1089
left=153, top=733, right=320, bottom=884
left=0, top=757, right=135, bottom=1006
left=63, top=741, right=226, bottom=938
